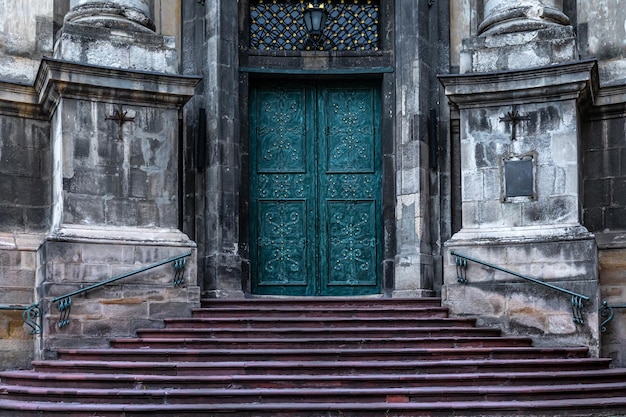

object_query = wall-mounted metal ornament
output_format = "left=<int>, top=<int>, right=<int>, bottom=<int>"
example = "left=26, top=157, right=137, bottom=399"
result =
left=499, top=105, right=530, bottom=141
left=105, top=106, right=135, bottom=141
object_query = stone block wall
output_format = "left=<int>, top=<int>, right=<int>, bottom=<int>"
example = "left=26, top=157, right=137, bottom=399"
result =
left=444, top=237, right=600, bottom=356
left=60, top=100, right=180, bottom=229
left=459, top=99, right=580, bottom=231
left=0, top=115, right=51, bottom=232
left=0, top=96, right=50, bottom=370
left=599, top=248, right=626, bottom=366
left=0, top=240, right=40, bottom=370
left=39, top=239, right=199, bottom=357
left=0, top=0, right=53, bottom=83
left=581, top=108, right=626, bottom=366
left=582, top=116, right=626, bottom=231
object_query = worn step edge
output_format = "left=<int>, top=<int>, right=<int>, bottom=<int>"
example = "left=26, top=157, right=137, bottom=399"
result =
left=192, top=306, right=450, bottom=315
left=1, top=397, right=626, bottom=413
left=163, top=317, right=474, bottom=327
left=135, top=326, right=502, bottom=334
left=4, top=368, right=626, bottom=389
left=56, top=346, right=590, bottom=359
left=200, top=297, right=443, bottom=306
left=109, top=336, right=535, bottom=348
left=30, top=357, right=613, bottom=373
left=2, top=382, right=626, bottom=407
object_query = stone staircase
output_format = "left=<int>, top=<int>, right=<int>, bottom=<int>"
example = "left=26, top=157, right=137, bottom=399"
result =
left=1, top=298, right=626, bottom=416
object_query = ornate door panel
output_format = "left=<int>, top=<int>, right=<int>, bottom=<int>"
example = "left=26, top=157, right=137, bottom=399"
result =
left=250, top=82, right=381, bottom=296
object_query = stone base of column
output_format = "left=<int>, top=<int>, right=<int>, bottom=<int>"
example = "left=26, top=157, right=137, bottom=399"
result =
left=202, top=252, right=246, bottom=299
left=443, top=226, right=599, bottom=356
left=38, top=225, right=200, bottom=358
left=460, top=25, right=577, bottom=74
left=393, top=252, right=436, bottom=298
left=54, top=22, right=177, bottom=74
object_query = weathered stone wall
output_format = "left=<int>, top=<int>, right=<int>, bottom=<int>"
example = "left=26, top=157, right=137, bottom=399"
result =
left=0, top=85, right=50, bottom=369
left=440, top=56, right=599, bottom=353
left=0, top=114, right=50, bottom=232
left=581, top=96, right=626, bottom=366
left=458, top=100, right=580, bottom=230
left=0, top=0, right=54, bottom=82
left=582, top=116, right=626, bottom=232
left=393, top=0, right=441, bottom=297
left=60, top=100, right=180, bottom=228
left=598, top=248, right=626, bottom=366
left=444, top=238, right=599, bottom=355
left=39, top=240, right=199, bottom=356
left=577, top=1, right=626, bottom=86
left=0, top=239, right=40, bottom=370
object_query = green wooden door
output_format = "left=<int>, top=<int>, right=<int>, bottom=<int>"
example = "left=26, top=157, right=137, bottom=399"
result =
left=250, top=82, right=381, bottom=296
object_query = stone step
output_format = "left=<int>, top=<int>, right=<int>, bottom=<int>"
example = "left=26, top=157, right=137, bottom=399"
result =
left=134, top=326, right=503, bottom=339
left=109, top=335, right=534, bottom=350
left=2, top=397, right=626, bottom=417
left=1, top=295, right=624, bottom=416
left=2, top=382, right=626, bottom=405
left=4, top=368, right=626, bottom=391
left=192, top=306, right=451, bottom=319
left=55, top=346, right=590, bottom=363
left=199, top=297, right=444, bottom=310
left=30, top=357, right=613, bottom=376
left=163, top=316, right=475, bottom=329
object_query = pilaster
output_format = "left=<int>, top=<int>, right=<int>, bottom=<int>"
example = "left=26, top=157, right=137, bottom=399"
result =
left=440, top=59, right=601, bottom=354
left=34, top=56, right=200, bottom=354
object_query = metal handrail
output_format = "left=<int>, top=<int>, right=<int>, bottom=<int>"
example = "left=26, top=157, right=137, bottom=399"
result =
left=451, top=251, right=589, bottom=324
left=51, top=251, right=192, bottom=328
left=0, top=303, right=42, bottom=334
left=599, top=301, right=626, bottom=333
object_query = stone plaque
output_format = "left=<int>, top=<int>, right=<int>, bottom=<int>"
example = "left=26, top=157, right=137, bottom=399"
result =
left=505, top=158, right=534, bottom=198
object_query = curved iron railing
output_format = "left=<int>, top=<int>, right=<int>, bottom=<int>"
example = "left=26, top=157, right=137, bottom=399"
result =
left=451, top=251, right=590, bottom=324
left=599, top=301, right=626, bottom=333
left=0, top=304, right=42, bottom=334
left=51, top=251, right=192, bottom=329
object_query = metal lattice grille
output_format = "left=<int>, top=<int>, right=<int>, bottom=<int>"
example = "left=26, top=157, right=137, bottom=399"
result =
left=250, top=0, right=380, bottom=51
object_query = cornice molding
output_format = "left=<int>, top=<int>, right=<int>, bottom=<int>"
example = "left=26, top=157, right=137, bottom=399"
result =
left=438, top=59, right=599, bottom=108
left=35, top=58, right=201, bottom=115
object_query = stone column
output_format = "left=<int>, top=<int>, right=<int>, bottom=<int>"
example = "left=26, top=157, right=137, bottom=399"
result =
left=479, top=0, right=569, bottom=35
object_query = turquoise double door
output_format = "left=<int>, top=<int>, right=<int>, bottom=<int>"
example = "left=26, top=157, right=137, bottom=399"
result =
left=249, top=81, right=382, bottom=296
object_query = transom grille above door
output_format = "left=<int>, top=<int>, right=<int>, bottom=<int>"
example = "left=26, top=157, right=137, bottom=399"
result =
left=249, top=0, right=380, bottom=51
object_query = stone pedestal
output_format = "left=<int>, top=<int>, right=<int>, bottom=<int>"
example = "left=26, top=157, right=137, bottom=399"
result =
left=54, top=0, right=177, bottom=74
left=34, top=58, right=200, bottom=355
left=440, top=60, right=600, bottom=354
left=461, top=0, right=575, bottom=74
